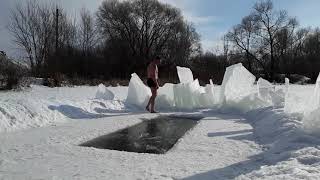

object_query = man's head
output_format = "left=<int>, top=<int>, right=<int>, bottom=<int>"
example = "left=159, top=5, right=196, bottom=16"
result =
left=154, top=56, right=161, bottom=65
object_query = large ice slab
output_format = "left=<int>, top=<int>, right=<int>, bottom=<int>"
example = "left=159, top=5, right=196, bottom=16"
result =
left=304, top=73, right=320, bottom=115
left=257, top=78, right=284, bottom=106
left=257, top=78, right=273, bottom=90
left=220, top=63, right=256, bottom=104
left=198, top=84, right=217, bottom=108
left=126, top=73, right=151, bottom=108
left=177, top=66, right=194, bottom=84
left=173, top=79, right=203, bottom=109
left=303, top=73, right=320, bottom=134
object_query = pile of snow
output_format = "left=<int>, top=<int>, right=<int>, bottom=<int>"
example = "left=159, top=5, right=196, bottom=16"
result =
left=240, top=107, right=320, bottom=179
left=303, top=73, right=320, bottom=135
left=95, top=84, right=115, bottom=100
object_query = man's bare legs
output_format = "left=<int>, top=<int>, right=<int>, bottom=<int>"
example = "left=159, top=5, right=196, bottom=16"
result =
left=146, top=87, right=157, bottom=113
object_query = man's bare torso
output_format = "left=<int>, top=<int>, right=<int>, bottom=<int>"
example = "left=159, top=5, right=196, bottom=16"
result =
left=147, top=63, right=158, bottom=80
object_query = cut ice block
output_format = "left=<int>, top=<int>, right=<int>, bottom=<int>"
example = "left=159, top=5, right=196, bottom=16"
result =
left=126, top=73, right=151, bottom=108
left=156, top=83, right=175, bottom=109
left=177, top=66, right=194, bottom=84
left=303, top=73, right=320, bottom=135
left=257, top=78, right=275, bottom=106
left=95, top=84, right=115, bottom=100
left=304, top=73, right=320, bottom=115
left=257, top=78, right=273, bottom=90
left=220, top=63, right=256, bottom=104
left=173, top=79, right=203, bottom=109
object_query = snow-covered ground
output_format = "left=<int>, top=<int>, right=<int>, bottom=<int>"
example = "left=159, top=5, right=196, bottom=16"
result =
left=1, top=64, right=320, bottom=179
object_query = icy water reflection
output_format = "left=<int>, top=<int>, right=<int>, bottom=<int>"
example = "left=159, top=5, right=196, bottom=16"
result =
left=80, top=116, right=201, bottom=154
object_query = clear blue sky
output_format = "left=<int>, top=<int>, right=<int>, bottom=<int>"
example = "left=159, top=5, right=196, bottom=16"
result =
left=1, top=0, right=320, bottom=58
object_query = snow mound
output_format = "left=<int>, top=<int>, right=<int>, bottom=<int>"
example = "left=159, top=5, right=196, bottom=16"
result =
left=126, top=73, right=151, bottom=108
left=95, top=84, right=115, bottom=100
left=0, top=85, right=127, bottom=133
left=0, top=97, right=65, bottom=132
left=241, top=107, right=320, bottom=179
left=177, top=66, right=194, bottom=83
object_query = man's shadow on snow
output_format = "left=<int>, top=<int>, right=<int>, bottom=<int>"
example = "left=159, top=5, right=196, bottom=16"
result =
left=48, top=105, right=130, bottom=119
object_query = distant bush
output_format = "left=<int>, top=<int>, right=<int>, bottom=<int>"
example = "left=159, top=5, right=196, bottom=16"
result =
left=0, top=54, right=27, bottom=90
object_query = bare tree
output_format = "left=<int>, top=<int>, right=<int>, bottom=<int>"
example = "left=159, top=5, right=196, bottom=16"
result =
left=8, top=0, right=56, bottom=75
left=303, top=28, right=320, bottom=80
left=96, top=0, right=200, bottom=65
left=227, top=14, right=262, bottom=72
left=78, top=8, right=97, bottom=56
left=252, top=0, right=296, bottom=79
left=227, top=0, right=297, bottom=80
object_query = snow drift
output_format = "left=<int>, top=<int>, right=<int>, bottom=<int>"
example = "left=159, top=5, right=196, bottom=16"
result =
left=0, top=85, right=126, bottom=132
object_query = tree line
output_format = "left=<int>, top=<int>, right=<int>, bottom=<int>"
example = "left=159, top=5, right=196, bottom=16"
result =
left=206, top=0, right=319, bottom=83
left=7, top=0, right=200, bottom=86
left=4, top=0, right=320, bottom=88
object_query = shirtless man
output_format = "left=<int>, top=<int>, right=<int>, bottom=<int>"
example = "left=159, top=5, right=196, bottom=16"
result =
left=146, top=56, right=161, bottom=113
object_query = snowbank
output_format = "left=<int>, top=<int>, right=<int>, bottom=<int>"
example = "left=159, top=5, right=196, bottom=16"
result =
left=239, top=107, right=320, bottom=179
left=0, top=85, right=126, bottom=133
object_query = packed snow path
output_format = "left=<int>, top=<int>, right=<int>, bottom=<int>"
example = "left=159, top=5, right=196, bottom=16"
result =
left=0, top=112, right=262, bottom=180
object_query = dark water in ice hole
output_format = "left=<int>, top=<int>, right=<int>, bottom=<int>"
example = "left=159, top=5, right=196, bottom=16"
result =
left=80, top=116, right=201, bottom=154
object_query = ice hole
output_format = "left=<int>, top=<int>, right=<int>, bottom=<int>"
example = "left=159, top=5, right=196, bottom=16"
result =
left=80, top=116, right=201, bottom=154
